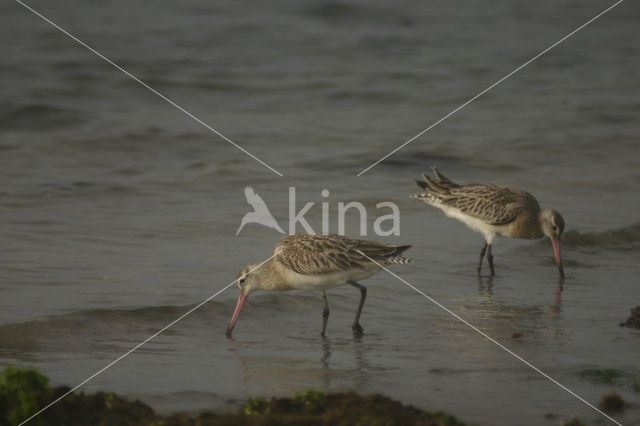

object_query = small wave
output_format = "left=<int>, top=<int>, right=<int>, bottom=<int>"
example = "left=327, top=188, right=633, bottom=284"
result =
left=7, top=180, right=141, bottom=200
left=303, top=1, right=411, bottom=27
left=561, top=223, right=640, bottom=251
left=297, top=149, right=460, bottom=173
left=326, top=89, right=406, bottom=103
left=143, top=77, right=254, bottom=93
left=0, top=104, right=84, bottom=130
left=0, top=302, right=229, bottom=353
left=306, top=2, right=366, bottom=20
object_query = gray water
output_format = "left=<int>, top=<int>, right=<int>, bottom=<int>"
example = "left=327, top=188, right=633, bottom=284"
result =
left=1, top=0, right=639, bottom=424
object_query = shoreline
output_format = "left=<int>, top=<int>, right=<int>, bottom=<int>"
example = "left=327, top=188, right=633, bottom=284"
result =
left=1, top=367, right=609, bottom=425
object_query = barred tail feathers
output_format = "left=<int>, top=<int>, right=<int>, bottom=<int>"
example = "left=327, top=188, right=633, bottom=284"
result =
left=385, top=256, right=413, bottom=265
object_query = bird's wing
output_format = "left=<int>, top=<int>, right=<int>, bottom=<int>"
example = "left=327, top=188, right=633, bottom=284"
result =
left=441, top=184, right=536, bottom=225
left=244, top=186, right=270, bottom=212
left=275, top=234, right=409, bottom=275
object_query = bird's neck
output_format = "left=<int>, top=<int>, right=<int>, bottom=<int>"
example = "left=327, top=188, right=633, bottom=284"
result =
left=508, top=208, right=545, bottom=239
left=529, top=211, right=546, bottom=239
left=254, top=259, right=288, bottom=291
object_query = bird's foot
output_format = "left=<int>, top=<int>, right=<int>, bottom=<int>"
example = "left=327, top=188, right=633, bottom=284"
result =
left=352, top=323, right=364, bottom=338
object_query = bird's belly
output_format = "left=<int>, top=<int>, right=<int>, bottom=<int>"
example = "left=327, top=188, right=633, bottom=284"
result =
left=283, top=266, right=380, bottom=291
left=436, top=204, right=500, bottom=243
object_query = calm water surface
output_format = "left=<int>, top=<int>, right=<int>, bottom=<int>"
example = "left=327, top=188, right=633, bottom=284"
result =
left=1, top=1, right=639, bottom=424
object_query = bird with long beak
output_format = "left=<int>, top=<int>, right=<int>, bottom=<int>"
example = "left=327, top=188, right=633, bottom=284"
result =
left=413, top=166, right=565, bottom=277
left=226, top=233, right=412, bottom=338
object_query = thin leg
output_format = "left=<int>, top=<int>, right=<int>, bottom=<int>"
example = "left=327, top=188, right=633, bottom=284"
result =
left=478, top=242, right=488, bottom=275
left=347, top=280, right=367, bottom=337
left=487, top=244, right=495, bottom=276
left=321, top=291, right=330, bottom=337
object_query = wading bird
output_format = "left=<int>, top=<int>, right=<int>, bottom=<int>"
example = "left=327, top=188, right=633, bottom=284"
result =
left=226, top=233, right=412, bottom=338
left=413, top=166, right=565, bottom=277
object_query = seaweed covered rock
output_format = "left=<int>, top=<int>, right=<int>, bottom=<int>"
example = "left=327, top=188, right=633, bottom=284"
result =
left=0, top=367, right=463, bottom=426
left=599, top=392, right=625, bottom=413
left=49, top=387, right=157, bottom=426
left=0, top=367, right=157, bottom=426
left=169, top=391, right=465, bottom=426
left=620, top=306, right=640, bottom=329
left=233, top=391, right=465, bottom=425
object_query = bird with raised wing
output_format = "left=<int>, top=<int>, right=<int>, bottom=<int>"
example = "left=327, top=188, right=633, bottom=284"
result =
left=226, top=233, right=412, bottom=338
left=413, top=166, right=565, bottom=277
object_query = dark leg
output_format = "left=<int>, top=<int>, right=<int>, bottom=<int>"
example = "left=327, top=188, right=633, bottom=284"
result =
left=487, top=244, right=495, bottom=276
left=321, top=291, right=330, bottom=337
left=347, top=280, right=367, bottom=337
left=478, top=242, right=488, bottom=275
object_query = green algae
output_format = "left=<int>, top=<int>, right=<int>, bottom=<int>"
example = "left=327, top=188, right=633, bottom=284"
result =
left=292, top=389, right=325, bottom=403
left=576, top=368, right=624, bottom=385
left=0, top=367, right=51, bottom=426
left=243, top=397, right=266, bottom=415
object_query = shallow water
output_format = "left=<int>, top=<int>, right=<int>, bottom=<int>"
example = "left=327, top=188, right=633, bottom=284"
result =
left=2, top=0, right=640, bottom=424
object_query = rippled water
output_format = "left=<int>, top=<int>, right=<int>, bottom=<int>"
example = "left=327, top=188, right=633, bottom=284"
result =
left=2, top=0, right=639, bottom=424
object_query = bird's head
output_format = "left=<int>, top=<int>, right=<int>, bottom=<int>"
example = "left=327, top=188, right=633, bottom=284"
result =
left=236, top=263, right=261, bottom=296
left=226, top=263, right=261, bottom=337
left=540, top=209, right=565, bottom=278
left=540, top=209, right=565, bottom=240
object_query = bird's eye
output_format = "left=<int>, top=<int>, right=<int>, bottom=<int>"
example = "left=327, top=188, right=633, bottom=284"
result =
left=552, top=226, right=557, bottom=231
left=239, top=278, right=246, bottom=284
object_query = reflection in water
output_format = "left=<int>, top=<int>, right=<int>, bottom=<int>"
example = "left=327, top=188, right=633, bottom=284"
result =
left=321, top=338, right=331, bottom=388
left=547, top=279, right=565, bottom=345
left=470, top=275, right=566, bottom=347
left=477, top=275, right=494, bottom=298
left=227, top=339, right=250, bottom=384
left=225, top=334, right=376, bottom=395
left=319, top=337, right=373, bottom=390
left=552, top=280, right=564, bottom=317
left=353, top=339, right=370, bottom=392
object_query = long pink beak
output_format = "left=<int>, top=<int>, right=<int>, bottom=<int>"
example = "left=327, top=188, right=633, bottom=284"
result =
left=550, top=238, right=564, bottom=279
left=226, top=293, right=248, bottom=337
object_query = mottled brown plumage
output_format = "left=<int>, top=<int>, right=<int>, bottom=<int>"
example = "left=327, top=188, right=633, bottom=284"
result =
left=226, top=234, right=412, bottom=338
left=413, top=166, right=565, bottom=277
left=276, top=233, right=412, bottom=275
